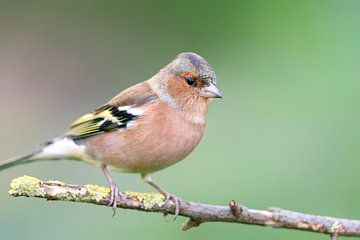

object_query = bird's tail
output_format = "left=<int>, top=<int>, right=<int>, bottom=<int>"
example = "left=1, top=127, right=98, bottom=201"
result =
left=0, top=150, right=42, bottom=171
left=0, top=137, right=88, bottom=171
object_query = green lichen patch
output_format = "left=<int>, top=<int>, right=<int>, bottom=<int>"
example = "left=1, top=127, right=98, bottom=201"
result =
left=9, top=175, right=46, bottom=197
left=55, top=193, right=82, bottom=202
left=85, top=184, right=111, bottom=202
left=125, top=191, right=165, bottom=209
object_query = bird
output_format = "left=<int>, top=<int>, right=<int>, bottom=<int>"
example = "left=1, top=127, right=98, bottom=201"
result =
left=0, top=52, right=222, bottom=217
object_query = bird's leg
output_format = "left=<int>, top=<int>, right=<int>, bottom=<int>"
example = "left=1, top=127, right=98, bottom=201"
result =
left=141, top=174, right=181, bottom=219
left=102, top=165, right=123, bottom=215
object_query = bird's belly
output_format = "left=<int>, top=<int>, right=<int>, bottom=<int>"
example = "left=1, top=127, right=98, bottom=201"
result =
left=82, top=119, right=205, bottom=174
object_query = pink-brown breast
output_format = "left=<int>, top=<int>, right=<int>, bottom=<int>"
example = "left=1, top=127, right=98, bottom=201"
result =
left=82, top=101, right=206, bottom=173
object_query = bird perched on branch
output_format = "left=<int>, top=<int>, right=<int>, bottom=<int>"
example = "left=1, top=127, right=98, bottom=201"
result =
left=0, top=52, right=222, bottom=217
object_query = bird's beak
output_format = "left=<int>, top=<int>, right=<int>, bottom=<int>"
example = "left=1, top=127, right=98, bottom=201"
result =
left=200, top=83, right=222, bottom=98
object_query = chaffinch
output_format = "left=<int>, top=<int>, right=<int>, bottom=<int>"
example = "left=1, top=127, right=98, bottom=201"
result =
left=0, top=52, right=222, bottom=217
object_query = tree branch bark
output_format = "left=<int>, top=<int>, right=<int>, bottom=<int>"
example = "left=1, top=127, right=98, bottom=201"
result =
left=8, top=175, right=360, bottom=238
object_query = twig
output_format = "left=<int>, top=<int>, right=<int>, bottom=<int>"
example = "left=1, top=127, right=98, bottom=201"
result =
left=8, top=176, right=360, bottom=237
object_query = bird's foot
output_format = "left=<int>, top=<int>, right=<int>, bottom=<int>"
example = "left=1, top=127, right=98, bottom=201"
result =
left=162, top=192, right=181, bottom=220
left=102, top=166, right=123, bottom=216
left=108, top=181, right=124, bottom=216
left=140, top=174, right=181, bottom=220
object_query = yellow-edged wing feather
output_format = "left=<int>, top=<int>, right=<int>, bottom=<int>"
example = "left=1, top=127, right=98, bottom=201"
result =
left=67, top=105, right=136, bottom=140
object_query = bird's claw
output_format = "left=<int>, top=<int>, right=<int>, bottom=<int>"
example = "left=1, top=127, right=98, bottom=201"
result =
left=108, top=182, right=123, bottom=216
left=163, top=193, right=181, bottom=220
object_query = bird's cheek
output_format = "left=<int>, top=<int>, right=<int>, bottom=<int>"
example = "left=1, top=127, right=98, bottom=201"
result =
left=166, top=79, right=192, bottom=101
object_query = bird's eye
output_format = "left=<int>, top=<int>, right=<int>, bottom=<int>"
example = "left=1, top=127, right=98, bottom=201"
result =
left=185, top=77, right=196, bottom=87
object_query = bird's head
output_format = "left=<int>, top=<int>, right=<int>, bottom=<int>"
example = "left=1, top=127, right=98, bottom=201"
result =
left=150, top=52, right=222, bottom=111
left=167, top=52, right=222, bottom=99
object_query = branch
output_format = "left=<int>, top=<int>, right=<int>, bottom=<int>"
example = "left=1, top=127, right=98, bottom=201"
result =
left=8, top=176, right=360, bottom=238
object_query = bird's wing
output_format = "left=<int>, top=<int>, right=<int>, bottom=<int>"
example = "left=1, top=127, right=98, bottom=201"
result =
left=66, top=82, right=158, bottom=140
left=67, top=104, right=139, bottom=140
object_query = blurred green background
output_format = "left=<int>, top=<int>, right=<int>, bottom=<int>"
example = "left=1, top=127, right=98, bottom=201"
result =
left=1, top=0, right=360, bottom=239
